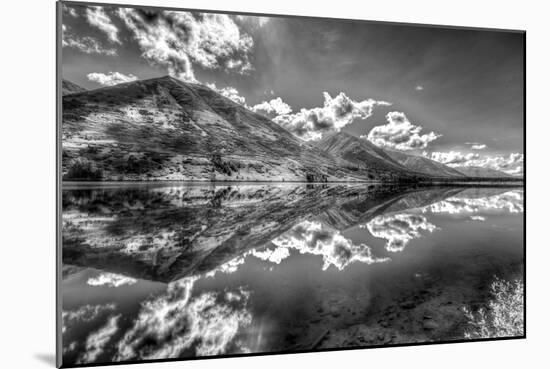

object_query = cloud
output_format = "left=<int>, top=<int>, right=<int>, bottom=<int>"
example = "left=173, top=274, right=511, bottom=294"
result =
left=63, top=4, right=79, bottom=17
left=466, top=142, right=487, bottom=150
left=87, top=71, right=138, bottom=86
left=206, top=82, right=247, bottom=105
left=87, top=272, right=137, bottom=287
left=203, top=217, right=390, bottom=274
left=204, top=86, right=292, bottom=116
left=117, top=9, right=253, bottom=82
left=424, top=151, right=480, bottom=166
left=363, top=213, right=437, bottom=252
left=202, top=217, right=390, bottom=275
left=77, top=315, right=121, bottom=364
left=506, top=165, right=524, bottom=176
left=471, top=144, right=487, bottom=150
left=273, top=92, right=390, bottom=141
left=63, top=341, right=78, bottom=355
left=251, top=97, right=292, bottom=118
left=115, top=277, right=251, bottom=360
left=62, top=25, right=117, bottom=55
left=62, top=303, right=116, bottom=333
left=470, top=215, right=486, bottom=221
left=415, top=85, right=424, bottom=91
left=364, top=111, right=441, bottom=151
left=86, top=6, right=121, bottom=44
left=271, top=220, right=389, bottom=270
left=423, top=151, right=524, bottom=175
left=205, top=254, right=247, bottom=277
left=250, top=246, right=291, bottom=264
left=422, top=190, right=524, bottom=215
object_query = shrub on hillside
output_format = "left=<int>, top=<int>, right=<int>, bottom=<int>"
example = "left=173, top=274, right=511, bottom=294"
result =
left=463, top=276, right=524, bottom=339
left=65, top=158, right=103, bottom=180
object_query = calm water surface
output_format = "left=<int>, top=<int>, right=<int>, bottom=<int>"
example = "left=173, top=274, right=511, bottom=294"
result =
left=61, top=182, right=524, bottom=365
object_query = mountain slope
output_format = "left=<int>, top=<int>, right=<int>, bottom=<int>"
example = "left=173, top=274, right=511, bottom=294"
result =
left=314, top=132, right=418, bottom=178
left=456, top=166, right=512, bottom=178
left=62, top=79, right=86, bottom=95
left=385, top=149, right=466, bottom=178
left=62, top=76, right=416, bottom=181
left=62, top=184, right=463, bottom=282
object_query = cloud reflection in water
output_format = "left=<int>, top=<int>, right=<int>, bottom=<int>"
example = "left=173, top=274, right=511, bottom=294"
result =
left=364, top=213, right=437, bottom=252
left=114, top=277, right=252, bottom=361
left=422, top=190, right=523, bottom=215
left=269, top=221, right=389, bottom=270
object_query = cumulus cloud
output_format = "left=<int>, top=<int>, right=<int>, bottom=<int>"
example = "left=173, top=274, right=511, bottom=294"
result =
left=363, top=213, right=437, bottom=252
left=206, top=82, right=247, bottom=105
left=251, top=97, right=292, bottom=118
left=205, top=254, right=247, bottom=277
left=77, top=315, right=121, bottom=364
left=62, top=25, right=117, bottom=55
left=470, top=215, right=486, bottom=221
left=472, top=144, right=487, bottom=150
left=62, top=4, right=79, bottom=17
left=250, top=246, right=291, bottom=264
left=422, top=190, right=523, bottom=215
left=468, top=143, right=487, bottom=150
left=506, top=165, right=524, bottom=176
left=364, top=111, right=441, bottom=151
left=117, top=9, right=253, bottom=82
left=62, top=303, right=116, bottom=333
left=423, top=151, right=524, bottom=175
left=273, top=92, right=390, bottom=141
left=425, top=151, right=480, bottom=166
left=203, top=87, right=292, bottom=117
left=86, top=6, right=121, bottom=44
left=115, top=277, right=251, bottom=360
left=206, top=219, right=390, bottom=274
left=87, top=272, right=137, bottom=287
left=87, top=71, right=138, bottom=86
left=271, top=220, right=389, bottom=270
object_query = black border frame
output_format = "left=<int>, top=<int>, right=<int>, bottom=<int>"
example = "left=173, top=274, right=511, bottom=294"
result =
left=55, top=1, right=527, bottom=367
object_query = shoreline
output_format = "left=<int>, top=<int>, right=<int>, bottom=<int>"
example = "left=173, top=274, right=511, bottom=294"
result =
left=61, top=180, right=524, bottom=190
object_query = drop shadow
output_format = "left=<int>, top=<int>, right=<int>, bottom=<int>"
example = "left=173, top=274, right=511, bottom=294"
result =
left=34, top=353, right=56, bottom=367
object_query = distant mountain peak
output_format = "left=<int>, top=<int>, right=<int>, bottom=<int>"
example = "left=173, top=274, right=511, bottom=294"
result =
left=456, top=166, right=512, bottom=178
left=385, top=148, right=466, bottom=178
left=314, top=131, right=414, bottom=176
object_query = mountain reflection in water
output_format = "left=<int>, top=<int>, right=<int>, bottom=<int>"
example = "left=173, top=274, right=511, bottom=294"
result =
left=61, top=183, right=524, bottom=365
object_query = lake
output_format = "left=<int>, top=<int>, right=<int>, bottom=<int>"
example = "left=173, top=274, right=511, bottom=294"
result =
left=60, top=182, right=524, bottom=365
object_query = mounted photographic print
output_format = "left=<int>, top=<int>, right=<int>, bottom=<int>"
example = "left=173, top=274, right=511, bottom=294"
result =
left=57, top=1, right=525, bottom=367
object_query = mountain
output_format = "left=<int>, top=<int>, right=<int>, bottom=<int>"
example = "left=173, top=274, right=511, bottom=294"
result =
left=385, top=149, right=466, bottom=178
left=62, top=79, right=86, bottom=95
left=456, top=166, right=512, bottom=178
left=314, top=132, right=418, bottom=178
left=62, top=183, right=466, bottom=282
left=62, top=76, right=417, bottom=182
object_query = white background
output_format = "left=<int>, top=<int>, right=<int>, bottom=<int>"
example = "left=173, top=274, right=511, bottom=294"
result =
left=0, top=0, right=547, bottom=367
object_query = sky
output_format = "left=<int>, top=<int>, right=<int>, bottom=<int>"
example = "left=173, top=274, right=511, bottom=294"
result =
left=61, top=2, right=524, bottom=175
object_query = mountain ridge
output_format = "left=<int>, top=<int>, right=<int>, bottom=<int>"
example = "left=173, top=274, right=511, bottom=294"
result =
left=61, top=76, right=519, bottom=182
left=62, top=76, right=420, bottom=182
left=384, top=149, right=466, bottom=178
left=456, top=166, right=512, bottom=178
left=62, top=79, right=86, bottom=96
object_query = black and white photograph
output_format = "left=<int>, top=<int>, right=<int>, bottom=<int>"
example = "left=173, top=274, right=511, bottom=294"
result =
left=58, top=1, right=524, bottom=367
